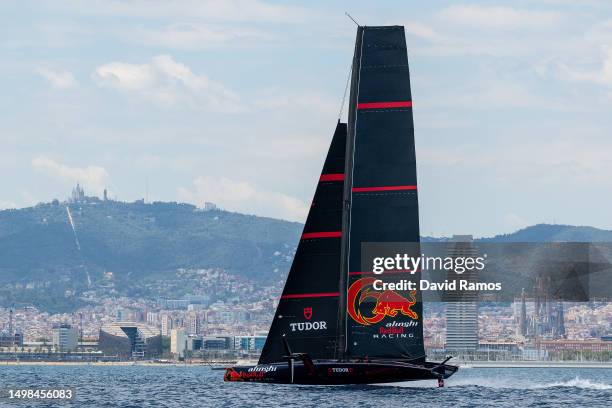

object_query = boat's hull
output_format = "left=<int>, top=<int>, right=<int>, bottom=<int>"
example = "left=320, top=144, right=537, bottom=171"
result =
left=224, top=360, right=458, bottom=385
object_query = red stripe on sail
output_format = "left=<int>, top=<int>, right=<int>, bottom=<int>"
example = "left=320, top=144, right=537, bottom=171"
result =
left=352, top=185, right=417, bottom=192
left=357, top=101, right=412, bottom=109
left=319, top=173, right=344, bottom=182
left=301, top=231, right=342, bottom=239
left=281, top=292, right=340, bottom=299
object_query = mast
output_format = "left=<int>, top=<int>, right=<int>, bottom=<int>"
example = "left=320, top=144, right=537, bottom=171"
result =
left=337, top=26, right=364, bottom=361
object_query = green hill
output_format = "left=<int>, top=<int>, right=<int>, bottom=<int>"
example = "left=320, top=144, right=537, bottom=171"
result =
left=2, top=198, right=611, bottom=312
left=0, top=199, right=302, bottom=311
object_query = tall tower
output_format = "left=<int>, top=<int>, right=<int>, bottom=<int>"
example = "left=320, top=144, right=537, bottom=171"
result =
left=8, top=308, right=13, bottom=336
left=445, top=235, right=479, bottom=353
left=554, top=302, right=566, bottom=339
left=518, top=288, right=527, bottom=336
left=79, top=312, right=83, bottom=346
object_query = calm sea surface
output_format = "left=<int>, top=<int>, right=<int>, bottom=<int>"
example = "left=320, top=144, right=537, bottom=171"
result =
left=0, top=365, right=610, bottom=407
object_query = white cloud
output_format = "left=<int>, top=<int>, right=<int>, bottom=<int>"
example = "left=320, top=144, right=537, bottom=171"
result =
left=255, top=89, right=338, bottom=115
left=32, top=156, right=109, bottom=196
left=48, top=0, right=312, bottom=23
left=501, top=213, right=530, bottom=232
left=178, top=176, right=308, bottom=222
left=37, top=67, right=78, bottom=89
left=437, top=5, right=563, bottom=30
left=404, top=21, right=440, bottom=42
left=419, top=79, right=566, bottom=111
left=400, top=5, right=572, bottom=58
left=556, top=47, right=612, bottom=86
left=92, top=55, right=243, bottom=112
left=0, top=200, right=17, bottom=210
left=129, top=23, right=272, bottom=50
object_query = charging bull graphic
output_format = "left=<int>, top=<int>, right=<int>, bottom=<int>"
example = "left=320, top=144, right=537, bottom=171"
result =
left=347, top=277, right=418, bottom=325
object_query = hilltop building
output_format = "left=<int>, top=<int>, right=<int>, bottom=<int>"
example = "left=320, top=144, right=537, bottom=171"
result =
left=70, top=183, right=85, bottom=203
left=204, top=202, right=217, bottom=211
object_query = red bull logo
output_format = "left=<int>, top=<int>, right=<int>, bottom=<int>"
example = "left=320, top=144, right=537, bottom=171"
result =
left=347, top=277, right=418, bottom=325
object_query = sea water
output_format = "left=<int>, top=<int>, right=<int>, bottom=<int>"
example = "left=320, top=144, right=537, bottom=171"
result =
left=0, top=365, right=610, bottom=407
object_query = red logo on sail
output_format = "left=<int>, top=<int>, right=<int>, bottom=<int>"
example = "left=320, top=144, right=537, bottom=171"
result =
left=303, top=307, right=312, bottom=320
left=347, top=277, right=418, bottom=325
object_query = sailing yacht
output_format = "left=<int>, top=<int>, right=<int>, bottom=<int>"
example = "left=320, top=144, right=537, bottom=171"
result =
left=224, top=25, right=458, bottom=386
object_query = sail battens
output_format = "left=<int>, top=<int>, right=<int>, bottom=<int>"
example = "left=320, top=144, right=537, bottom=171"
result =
left=352, top=185, right=417, bottom=192
left=301, top=231, right=342, bottom=239
left=319, top=173, right=345, bottom=182
left=357, top=101, right=412, bottom=109
left=280, top=292, right=340, bottom=299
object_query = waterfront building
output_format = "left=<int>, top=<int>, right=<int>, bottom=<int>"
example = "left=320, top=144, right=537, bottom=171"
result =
left=170, top=328, right=187, bottom=358
left=0, top=332, right=23, bottom=348
left=202, top=336, right=232, bottom=350
left=52, top=324, right=78, bottom=351
left=234, top=335, right=266, bottom=351
left=186, top=336, right=203, bottom=351
left=445, top=235, right=479, bottom=352
left=540, top=339, right=612, bottom=353
left=99, top=322, right=162, bottom=359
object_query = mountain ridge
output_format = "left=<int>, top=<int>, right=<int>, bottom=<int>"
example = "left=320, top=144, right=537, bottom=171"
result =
left=2, top=199, right=611, bottom=311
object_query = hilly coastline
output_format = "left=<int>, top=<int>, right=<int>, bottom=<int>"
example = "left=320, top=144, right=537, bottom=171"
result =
left=1, top=197, right=611, bottom=312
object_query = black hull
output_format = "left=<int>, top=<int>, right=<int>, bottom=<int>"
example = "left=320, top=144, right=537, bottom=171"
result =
left=224, top=360, right=458, bottom=385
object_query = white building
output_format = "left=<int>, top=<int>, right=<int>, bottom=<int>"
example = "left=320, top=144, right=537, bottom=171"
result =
left=445, top=235, right=479, bottom=352
left=161, top=314, right=173, bottom=336
left=187, top=313, right=199, bottom=336
left=52, top=324, right=78, bottom=351
left=170, top=328, right=187, bottom=358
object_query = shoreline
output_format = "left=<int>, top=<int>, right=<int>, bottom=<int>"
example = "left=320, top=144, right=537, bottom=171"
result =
left=1, top=360, right=611, bottom=368
left=0, top=361, right=215, bottom=366
left=457, top=361, right=612, bottom=368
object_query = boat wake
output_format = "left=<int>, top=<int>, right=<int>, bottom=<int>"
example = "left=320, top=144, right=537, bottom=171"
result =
left=538, top=377, right=612, bottom=390
left=382, top=376, right=611, bottom=390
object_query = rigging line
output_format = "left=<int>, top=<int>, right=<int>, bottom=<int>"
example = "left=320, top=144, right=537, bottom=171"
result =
left=345, top=12, right=360, bottom=26
left=337, top=60, right=353, bottom=120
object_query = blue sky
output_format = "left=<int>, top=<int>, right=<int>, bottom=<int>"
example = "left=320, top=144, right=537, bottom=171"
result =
left=2, top=0, right=612, bottom=237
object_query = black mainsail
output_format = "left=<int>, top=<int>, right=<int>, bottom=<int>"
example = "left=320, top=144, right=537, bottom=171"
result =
left=343, top=26, right=424, bottom=362
left=226, top=25, right=457, bottom=385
